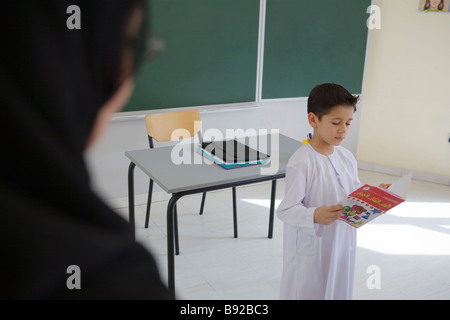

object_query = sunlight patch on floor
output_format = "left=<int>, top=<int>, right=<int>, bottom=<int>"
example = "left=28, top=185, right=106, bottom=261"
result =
left=241, top=198, right=281, bottom=209
left=357, top=223, right=450, bottom=256
left=242, top=199, right=450, bottom=256
left=388, top=201, right=450, bottom=219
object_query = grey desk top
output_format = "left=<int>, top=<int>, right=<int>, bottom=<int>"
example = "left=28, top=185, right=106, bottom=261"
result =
left=125, top=133, right=302, bottom=194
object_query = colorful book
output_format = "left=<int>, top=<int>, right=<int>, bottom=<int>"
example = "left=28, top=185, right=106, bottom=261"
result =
left=338, top=172, right=412, bottom=228
left=338, top=184, right=405, bottom=228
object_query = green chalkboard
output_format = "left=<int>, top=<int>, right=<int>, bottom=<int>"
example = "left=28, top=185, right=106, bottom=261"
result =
left=123, top=0, right=260, bottom=112
left=262, top=0, right=371, bottom=98
left=123, top=0, right=370, bottom=113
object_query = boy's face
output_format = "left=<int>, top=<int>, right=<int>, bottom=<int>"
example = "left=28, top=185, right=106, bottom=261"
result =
left=309, top=105, right=354, bottom=147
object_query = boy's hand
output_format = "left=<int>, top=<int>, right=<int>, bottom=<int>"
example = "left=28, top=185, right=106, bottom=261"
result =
left=314, top=205, right=344, bottom=225
left=379, top=183, right=391, bottom=189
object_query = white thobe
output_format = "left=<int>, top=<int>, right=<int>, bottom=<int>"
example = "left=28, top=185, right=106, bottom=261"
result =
left=277, top=143, right=361, bottom=300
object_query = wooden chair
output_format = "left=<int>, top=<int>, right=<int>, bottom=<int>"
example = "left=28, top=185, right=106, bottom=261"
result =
left=144, top=109, right=237, bottom=254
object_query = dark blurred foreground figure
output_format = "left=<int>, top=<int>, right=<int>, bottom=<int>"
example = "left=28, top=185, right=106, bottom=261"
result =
left=1, top=0, right=171, bottom=299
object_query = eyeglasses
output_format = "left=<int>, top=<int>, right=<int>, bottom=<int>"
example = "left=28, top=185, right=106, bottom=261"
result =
left=132, top=27, right=165, bottom=68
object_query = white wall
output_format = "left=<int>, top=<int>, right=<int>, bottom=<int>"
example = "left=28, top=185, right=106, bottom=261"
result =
left=357, top=0, right=450, bottom=179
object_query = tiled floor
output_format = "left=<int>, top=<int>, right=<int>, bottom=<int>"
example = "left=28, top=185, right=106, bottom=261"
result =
left=115, top=170, right=450, bottom=300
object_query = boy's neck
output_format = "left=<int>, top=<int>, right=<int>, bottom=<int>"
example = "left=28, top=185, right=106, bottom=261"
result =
left=309, top=137, right=335, bottom=156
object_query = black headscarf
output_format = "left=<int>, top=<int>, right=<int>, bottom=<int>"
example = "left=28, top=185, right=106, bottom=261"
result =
left=1, top=0, right=170, bottom=299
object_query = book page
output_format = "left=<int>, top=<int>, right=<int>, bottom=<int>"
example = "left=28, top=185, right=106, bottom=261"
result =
left=387, top=172, right=413, bottom=199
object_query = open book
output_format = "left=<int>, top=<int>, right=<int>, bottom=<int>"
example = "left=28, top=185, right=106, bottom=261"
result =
left=338, top=173, right=413, bottom=228
left=197, top=139, right=270, bottom=169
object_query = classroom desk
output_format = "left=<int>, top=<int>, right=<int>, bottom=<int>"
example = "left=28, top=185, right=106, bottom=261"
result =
left=126, top=133, right=302, bottom=298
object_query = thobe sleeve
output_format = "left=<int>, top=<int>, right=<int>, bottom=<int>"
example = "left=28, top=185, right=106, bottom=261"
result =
left=276, top=163, right=321, bottom=236
left=351, top=154, right=362, bottom=191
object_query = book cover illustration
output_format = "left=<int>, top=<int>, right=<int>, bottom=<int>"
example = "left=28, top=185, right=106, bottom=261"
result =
left=338, top=184, right=406, bottom=228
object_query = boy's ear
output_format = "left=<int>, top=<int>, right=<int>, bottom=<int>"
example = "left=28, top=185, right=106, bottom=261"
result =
left=308, top=112, right=319, bottom=128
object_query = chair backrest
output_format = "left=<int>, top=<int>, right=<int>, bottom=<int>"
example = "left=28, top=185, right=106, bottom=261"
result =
left=145, top=109, right=202, bottom=144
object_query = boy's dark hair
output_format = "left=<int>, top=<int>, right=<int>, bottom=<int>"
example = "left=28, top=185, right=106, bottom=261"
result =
left=307, top=83, right=359, bottom=119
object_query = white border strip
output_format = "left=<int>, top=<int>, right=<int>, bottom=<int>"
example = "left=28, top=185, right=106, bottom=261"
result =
left=260, top=96, right=308, bottom=103
left=256, top=0, right=267, bottom=103
left=112, top=102, right=261, bottom=121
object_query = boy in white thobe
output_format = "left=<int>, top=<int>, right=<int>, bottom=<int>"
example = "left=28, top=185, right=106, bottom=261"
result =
left=277, top=83, right=362, bottom=300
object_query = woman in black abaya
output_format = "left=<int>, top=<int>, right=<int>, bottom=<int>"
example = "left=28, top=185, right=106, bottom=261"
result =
left=1, top=1, right=170, bottom=299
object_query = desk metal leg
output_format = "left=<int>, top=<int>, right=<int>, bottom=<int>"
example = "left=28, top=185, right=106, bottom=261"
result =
left=232, top=187, right=238, bottom=238
left=144, top=179, right=154, bottom=228
left=128, top=162, right=136, bottom=241
left=174, top=204, right=180, bottom=255
left=268, top=180, right=277, bottom=239
left=199, top=192, right=206, bottom=215
left=167, top=193, right=181, bottom=299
